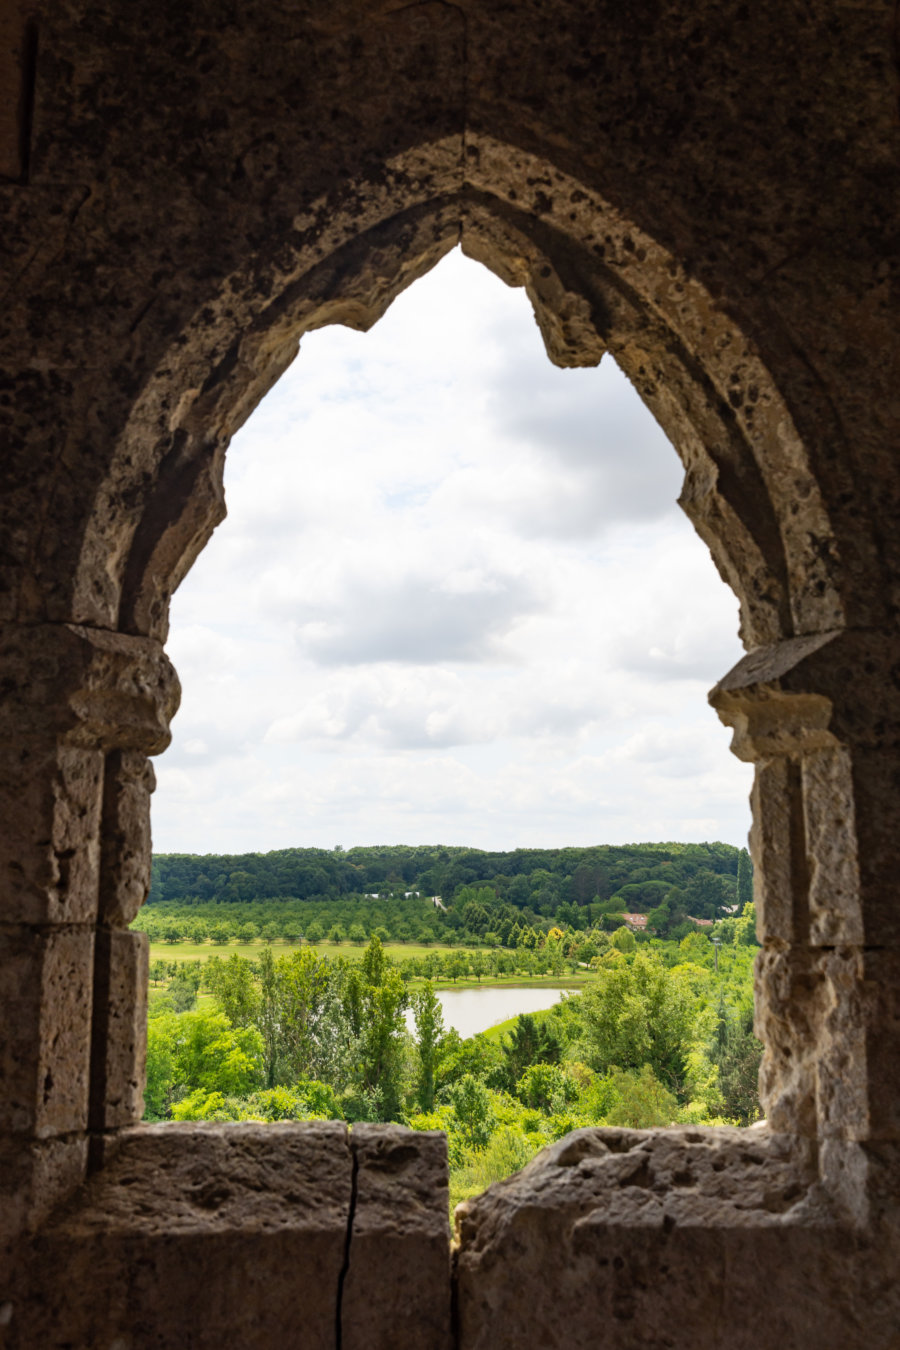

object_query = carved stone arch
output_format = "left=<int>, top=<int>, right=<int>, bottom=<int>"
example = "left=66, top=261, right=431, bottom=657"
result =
left=77, top=138, right=841, bottom=659
left=61, top=136, right=886, bottom=1194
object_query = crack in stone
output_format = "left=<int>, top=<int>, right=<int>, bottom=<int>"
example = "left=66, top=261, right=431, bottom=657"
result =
left=335, top=1131, right=359, bottom=1350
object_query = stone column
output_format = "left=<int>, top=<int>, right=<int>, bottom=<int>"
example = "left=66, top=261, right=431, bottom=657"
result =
left=710, top=628, right=900, bottom=1214
left=0, top=621, right=178, bottom=1248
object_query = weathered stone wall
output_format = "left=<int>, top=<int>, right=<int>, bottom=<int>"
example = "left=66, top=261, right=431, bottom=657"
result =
left=1, top=1, right=899, bottom=1345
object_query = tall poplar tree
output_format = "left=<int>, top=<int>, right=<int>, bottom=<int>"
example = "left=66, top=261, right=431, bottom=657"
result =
left=737, top=849, right=753, bottom=911
left=412, top=980, right=444, bottom=1111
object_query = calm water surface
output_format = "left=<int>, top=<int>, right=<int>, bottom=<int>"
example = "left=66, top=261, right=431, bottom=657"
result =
left=405, top=986, right=568, bottom=1039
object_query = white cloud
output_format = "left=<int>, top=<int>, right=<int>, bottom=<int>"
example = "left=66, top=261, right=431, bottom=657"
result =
left=152, top=249, right=752, bottom=855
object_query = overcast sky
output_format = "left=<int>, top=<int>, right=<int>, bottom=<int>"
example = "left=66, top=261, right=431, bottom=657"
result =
left=152, top=248, right=753, bottom=856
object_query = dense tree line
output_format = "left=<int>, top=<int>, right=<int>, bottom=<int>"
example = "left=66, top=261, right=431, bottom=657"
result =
left=146, top=841, right=749, bottom=936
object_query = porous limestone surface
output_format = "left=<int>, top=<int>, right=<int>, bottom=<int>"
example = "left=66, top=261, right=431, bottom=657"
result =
left=2, top=1121, right=453, bottom=1350
left=454, top=1126, right=900, bottom=1350
left=6, top=1122, right=354, bottom=1350
left=342, top=1123, right=452, bottom=1350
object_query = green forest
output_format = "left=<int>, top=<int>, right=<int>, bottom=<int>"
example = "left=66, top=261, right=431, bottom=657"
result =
left=145, top=839, right=752, bottom=943
left=139, top=840, right=761, bottom=1215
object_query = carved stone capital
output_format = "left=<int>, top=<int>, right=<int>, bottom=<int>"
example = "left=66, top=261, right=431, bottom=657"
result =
left=710, top=629, right=900, bottom=759
left=0, top=621, right=180, bottom=754
left=0, top=623, right=177, bottom=926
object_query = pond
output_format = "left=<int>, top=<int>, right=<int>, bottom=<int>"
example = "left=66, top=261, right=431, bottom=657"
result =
left=405, top=985, right=569, bottom=1040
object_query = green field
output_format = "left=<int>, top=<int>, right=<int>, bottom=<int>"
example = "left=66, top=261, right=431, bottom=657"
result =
left=426, top=972, right=593, bottom=993
left=148, top=939, right=484, bottom=965
left=476, top=1000, right=579, bottom=1043
left=147, top=939, right=599, bottom=997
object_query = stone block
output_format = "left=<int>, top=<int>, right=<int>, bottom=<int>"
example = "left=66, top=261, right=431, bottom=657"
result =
left=855, top=949, right=900, bottom=1142
left=342, top=1124, right=451, bottom=1350
left=0, top=742, right=103, bottom=926
left=8, top=1122, right=353, bottom=1350
left=89, top=927, right=149, bottom=1131
left=802, top=745, right=864, bottom=945
left=758, top=945, right=900, bottom=1144
left=0, top=1134, right=88, bottom=1254
left=754, top=945, right=823, bottom=1135
left=0, top=925, right=93, bottom=1138
left=97, top=750, right=156, bottom=926
left=849, top=746, right=900, bottom=947
left=749, top=757, right=796, bottom=943
left=839, top=1139, right=900, bottom=1235
left=455, top=1126, right=861, bottom=1350
left=810, top=945, right=870, bottom=1142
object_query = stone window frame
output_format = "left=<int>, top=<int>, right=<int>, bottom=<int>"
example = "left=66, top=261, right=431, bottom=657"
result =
left=5, top=136, right=897, bottom=1346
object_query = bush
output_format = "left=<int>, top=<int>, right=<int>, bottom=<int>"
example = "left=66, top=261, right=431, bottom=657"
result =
left=603, top=1065, right=679, bottom=1128
left=448, top=1074, right=496, bottom=1152
left=515, top=1063, right=576, bottom=1112
left=449, top=1127, right=542, bottom=1219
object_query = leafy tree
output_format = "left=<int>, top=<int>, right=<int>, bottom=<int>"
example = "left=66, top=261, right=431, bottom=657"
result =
left=733, top=902, right=758, bottom=947
left=206, top=953, right=259, bottom=1027
left=709, top=999, right=763, bottom=1125
left=343, top=937, right=408, bottom=1120
left=603, top=1065, right=680, bottom=1128
left=146, top=1008, right=264, bottom=1115
left=436, top=1029, right=503, bottom=1094
left=737, top=848, right=753, bottom=911
left=609, top=925, right=636, bottom=953
left=516, top=1063, right=576, bottom=1112
left=172, top=1088, right=227, bottom=1121
left=448, top=1074, right=496, bottom=1151
left=174, top=1009, right=265, bottom=1095
left=678, top=931, right=712, bottom=964
left=305, top=920, right=324, bottom=945
left=580, top=953, right=699, bottom=1096
left=448, top=951, right=469, bottom=982
left=501, top=1013, right=563, bottom=1091
left=448, top=1126, right=541, bottom=1212
left=274, top=946, right=349, bottom=1086
left=255, top=944, right=282, bottom=1087
left=412, top=980, right=444, bottom=1111
left=682, top=868, right=734, bottom=919
left=144, top=1014, right=176, bottom=1118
